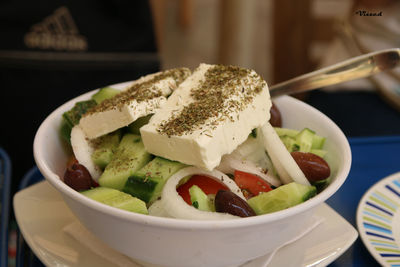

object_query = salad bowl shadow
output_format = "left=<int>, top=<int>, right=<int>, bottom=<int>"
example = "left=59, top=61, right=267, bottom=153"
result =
left=33, top=85, right=351, bottom=267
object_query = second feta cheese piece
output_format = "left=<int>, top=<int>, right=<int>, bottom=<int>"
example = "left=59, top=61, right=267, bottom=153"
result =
left=79, top=68, right=191, bottom=139
left=140, top=64, right=272, bottom=170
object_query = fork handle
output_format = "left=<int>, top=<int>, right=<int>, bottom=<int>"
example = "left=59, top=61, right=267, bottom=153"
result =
left=269, top=48, right=400, bottom=97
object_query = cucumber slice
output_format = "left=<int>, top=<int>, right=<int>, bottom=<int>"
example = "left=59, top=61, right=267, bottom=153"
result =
left=60, top=119, right=73, bottom=144
left=310, top=148, right=327, bottom=158
left=123, top=157, right=186, bottom=203
left=82, top=187, right=148, bottom=214
left=127, top=114, right=152, bottom=135
left=311, top=135, right=326, bottom=149
left=91, top=130, right=122, bottom=169
left=295, top=128, right=315, bottom=152
left=91, top=87, right=120, bottom=104
left=274, top=127, right=299, bottom=138
left=189, top=185, right=215, bottom=212
left=249, top=129, right=257, bottom=138
left=98, top=134, right=152, bottom=190
left=247, top=182, right=316, bottom=215
left=60, top=88, right=119, bottom=144
left=63, top=100, right=97, bottom=126
left=82, top=186, right=124, bottom=201
left=61, top=100, right=97, bottom=142
left=280, top=135, right=300, bottom=152
left=275, top=127, right=327, bottom=157
left=312, top=178, right=330, bottom=193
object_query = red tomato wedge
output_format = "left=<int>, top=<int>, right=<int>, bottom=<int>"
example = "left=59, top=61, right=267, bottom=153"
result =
left=177, top=175, right=229, bottom=205
left=234, top=170, right=272, bottom=199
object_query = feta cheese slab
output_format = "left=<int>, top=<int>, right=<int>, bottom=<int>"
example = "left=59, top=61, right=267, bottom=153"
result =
left=79, top=68, right=191, bottom=139
left=140, top=63, right=272, bottom=170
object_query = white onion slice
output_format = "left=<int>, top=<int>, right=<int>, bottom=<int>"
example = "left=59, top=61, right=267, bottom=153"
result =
left=216, top=154, right=281, bottom=187
left=230, top=135, right=274, bottom=171
left=267, top=152, right=292, bottom=184
left=70, top=126, right=102, bottom=180
left=260, top=123, right=310, bottom=185
left=148, top=199, right=172, bottom=218
left=230, top=136, right=263, bottom=162
left=160, top=166, right=244, bottom=220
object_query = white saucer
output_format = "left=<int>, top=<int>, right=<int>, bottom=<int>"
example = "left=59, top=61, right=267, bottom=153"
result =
left=14, top=181, right=358, bottom=267
left=357, top=171, right=400, bottom=267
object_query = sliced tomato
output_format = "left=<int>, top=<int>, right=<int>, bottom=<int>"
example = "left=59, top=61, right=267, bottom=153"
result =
left=234, top=170, right=272, bottom=199
left=177, top=175, right=229, bottom=205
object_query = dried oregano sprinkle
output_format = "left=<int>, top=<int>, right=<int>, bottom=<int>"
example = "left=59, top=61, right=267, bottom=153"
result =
left=83, top=67, right=191, bottom=116
left=158, top=65, right=266, bottom=136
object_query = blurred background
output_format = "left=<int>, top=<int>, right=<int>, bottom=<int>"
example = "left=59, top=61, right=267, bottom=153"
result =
left=155, top=0, right=398, bottom=86
left=156, top=0, right=343, bottom=85
left=0, top=0, right=399, bottom=265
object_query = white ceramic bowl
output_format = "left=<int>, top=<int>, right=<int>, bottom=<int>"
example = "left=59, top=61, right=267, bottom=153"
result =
left=33, top=84, right=351, bottom=267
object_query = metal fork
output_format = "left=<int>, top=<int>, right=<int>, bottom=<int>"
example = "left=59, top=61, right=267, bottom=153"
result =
left=269, top=48, right=400, bottom=97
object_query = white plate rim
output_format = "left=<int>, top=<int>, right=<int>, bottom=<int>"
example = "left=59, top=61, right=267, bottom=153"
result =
left=14, top=181, right=358, bottom=267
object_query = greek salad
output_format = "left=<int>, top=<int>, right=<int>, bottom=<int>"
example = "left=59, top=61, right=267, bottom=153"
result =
left=60, top=65, right=331, bottom=220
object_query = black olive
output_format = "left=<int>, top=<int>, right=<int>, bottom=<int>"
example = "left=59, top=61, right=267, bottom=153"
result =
left=269, top=102, right=282, bottom=127
left=63, top=162, right=94, bottom=191
left=215, top=190, right=256, bottom=217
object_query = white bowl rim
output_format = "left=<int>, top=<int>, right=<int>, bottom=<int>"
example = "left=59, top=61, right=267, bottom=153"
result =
left=34, top=87, right=352, bottom=230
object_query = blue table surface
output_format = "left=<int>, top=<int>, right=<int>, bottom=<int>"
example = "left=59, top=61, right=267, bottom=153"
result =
left=327, top=136, right=400, bottom=267
left=16, top=136, right=400, bottom=267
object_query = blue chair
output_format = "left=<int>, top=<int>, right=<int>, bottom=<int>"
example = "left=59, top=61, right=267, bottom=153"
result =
left=15, top=166, right=44, bottom=267
left=0, top=148, right=12, bottom=267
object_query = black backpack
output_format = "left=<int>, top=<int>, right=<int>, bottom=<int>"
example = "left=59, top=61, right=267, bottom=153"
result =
left=0, top=0, right=160, bottom=193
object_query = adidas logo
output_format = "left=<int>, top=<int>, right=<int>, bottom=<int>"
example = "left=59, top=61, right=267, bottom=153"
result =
left=24, top=6, right=88, bottom=51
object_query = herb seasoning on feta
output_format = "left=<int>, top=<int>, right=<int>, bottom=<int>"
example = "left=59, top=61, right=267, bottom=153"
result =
left=85, top=68, right=190, bottom=115
left=79, top=68, right=191, bottom=139
left=158, top=65, right=266, bottom=136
